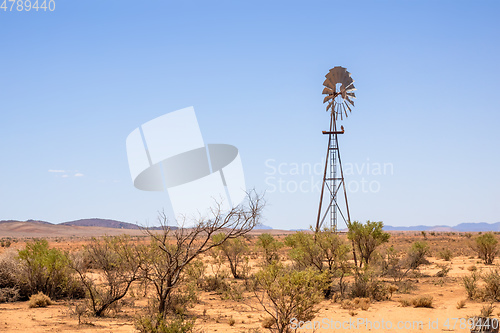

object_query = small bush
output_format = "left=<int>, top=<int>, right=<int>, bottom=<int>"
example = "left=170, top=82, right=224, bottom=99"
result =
left=435, top=264, right=451, bottom=277
left=256, top=233, right=281, bottom=264
left=406, top=241, right=430, bottom=269
left=456, top=299, right=466, bottom=309
left=28, top=292, right=52, bottom=308
left=228, top=317, right=236, bottom=326
left=412, top=296, right=433, bottom=308
left=0, top=287, right=20, bottom=303
left=135, top=314, right=195, bottom=333
left=261, top=316, right=274, bottom=329
left=202, top=275, right=229, bottom=293
left=463, top=272, right=479, bottom=300
left=438, top=249, right=454, bottom=261
left=483, top=269, right=500, bottom=301
left=468, top=265, right=477, bottom=272
left=480, top=303, right=495, bottom=318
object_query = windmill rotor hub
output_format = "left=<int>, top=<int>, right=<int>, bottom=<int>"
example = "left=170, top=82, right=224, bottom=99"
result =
left=322, top=66, right=357, bottom=120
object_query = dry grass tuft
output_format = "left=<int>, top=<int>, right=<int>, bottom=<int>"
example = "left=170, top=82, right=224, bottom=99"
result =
left=412, top=296, right=433, bottom=308
left=456, top=299, right=466, bottom=309
left=28, top=292, right=52, bottom=308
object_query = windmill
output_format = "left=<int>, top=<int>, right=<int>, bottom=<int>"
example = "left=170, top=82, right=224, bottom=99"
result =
left=315, top=66, right=356, bottom=232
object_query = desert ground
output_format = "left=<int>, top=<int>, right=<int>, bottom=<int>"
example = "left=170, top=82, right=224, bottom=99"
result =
left=1, top=225, right=499, bottom=333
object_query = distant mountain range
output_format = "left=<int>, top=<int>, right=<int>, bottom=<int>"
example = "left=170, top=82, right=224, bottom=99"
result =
left=1, top=218, right=499, bottom=232
left=383, top=222, right=500, bottom=232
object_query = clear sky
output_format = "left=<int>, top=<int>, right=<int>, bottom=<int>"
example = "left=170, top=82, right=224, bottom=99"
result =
left=1, top=0, right=499, bottom=229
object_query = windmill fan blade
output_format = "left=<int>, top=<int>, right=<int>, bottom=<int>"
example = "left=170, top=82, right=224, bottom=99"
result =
left=342, top=103, right=349, bottom=118
left=346, top=92, right=356, bottom=99
left=325, top=72, right=336, bottom=86
left=322, top=87, right=333, bottom=95
left=323, top=78, right=336, bottom=90
left=342, top=76, right=353, bottom=89
left=326, top=102, right=333, bottom=111
left=345, top=84, right=356, bottom=92
left=332, top=67, right=343, bottom=83
left=345, top=102, right=352, bottom=113
left=345, top=96, right=355, bottom=107
left=339, top=71, right=348, bottom=87
left=323, top=95, right=333, bottom=103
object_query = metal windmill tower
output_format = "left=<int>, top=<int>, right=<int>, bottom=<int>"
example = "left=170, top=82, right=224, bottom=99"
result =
left=315, top=66, right=356, bottom=232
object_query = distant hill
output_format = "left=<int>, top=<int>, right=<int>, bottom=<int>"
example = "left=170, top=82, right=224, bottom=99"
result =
left=60, top=218, right=141, bottom=229
left=255, top=224, right=273, bottom=230
left=0, top=219, right=52, bottom=225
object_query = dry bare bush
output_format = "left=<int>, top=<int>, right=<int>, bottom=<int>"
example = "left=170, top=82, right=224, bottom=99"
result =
left=141, top=192, right=263, bottom=316
left=0, top=250, right=22, bottom=302
left=70, top=235, right=144, bottom=317
left=212, top=234, right=249, bottom=279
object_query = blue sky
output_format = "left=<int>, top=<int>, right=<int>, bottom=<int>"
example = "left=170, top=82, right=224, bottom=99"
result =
left=1, top=0, right=499, bottom=229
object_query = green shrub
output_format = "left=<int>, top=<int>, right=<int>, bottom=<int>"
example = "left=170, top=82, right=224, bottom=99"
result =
left=28, top=292, right=52, bottom=308
left=256, top=233, right=281, bottom=264
left=17, top=239, right=84, bottom=300
left=474, top=232, right=498, bottom=265
left=347, top=221, right=390, bottom=267
left=255, top=263, right=328, bottom=333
